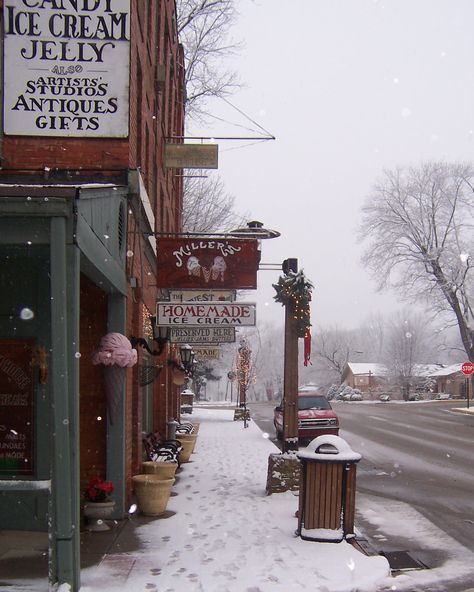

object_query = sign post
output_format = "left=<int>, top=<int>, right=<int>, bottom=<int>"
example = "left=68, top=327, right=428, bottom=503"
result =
left=461, top=361, right=474, bottom=409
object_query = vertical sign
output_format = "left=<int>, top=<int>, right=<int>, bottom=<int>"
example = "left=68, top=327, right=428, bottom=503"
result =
left=3, top=0, right=131, bottom=137
left=0, top=340, right=35, bottom=475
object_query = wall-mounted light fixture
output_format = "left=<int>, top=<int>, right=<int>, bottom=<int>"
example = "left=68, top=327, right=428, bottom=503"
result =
left=130, top=316, right=170, bottom=356
left=167, top=343, right=196, bottom=377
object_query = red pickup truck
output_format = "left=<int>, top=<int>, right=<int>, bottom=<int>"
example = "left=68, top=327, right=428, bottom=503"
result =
left=273, top=390, right=339, bottom=443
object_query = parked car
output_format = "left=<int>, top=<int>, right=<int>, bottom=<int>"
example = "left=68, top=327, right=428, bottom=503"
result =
left=273, top=390, right=339, bottom=443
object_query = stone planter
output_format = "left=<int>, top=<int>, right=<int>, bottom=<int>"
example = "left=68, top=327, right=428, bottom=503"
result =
left=83, top=500, right=116, bottom=531
left=177, top=434, right=197, bottom=462
left=141, top=461, right=178, bottom=479
left=191, top=422, right=200, bottom=434
left=132, top=475, right=175, bottom=516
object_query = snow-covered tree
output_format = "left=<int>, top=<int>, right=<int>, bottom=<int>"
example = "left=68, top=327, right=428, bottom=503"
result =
left=360, top=162, right=474, bottom=362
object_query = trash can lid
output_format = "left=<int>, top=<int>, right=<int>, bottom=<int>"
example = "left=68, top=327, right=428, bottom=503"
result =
left=297, top=435, right=361, bottom=462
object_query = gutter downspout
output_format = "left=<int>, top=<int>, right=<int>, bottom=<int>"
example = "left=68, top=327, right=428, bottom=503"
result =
left=50, top=215, right=80, bottom=591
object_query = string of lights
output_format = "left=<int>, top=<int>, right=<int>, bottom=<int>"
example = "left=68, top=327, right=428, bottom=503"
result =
left=273, top=271, right=313, bottom=338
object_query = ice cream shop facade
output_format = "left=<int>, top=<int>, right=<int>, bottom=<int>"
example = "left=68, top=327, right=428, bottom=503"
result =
left=0, top=0, right=185, bottom=588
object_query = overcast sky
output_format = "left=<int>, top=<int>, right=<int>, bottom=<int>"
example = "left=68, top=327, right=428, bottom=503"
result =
left=192, top=0, right=474, bottom=330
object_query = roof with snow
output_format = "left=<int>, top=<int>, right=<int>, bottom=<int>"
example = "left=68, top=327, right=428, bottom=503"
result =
left=413, top=363, right=446, bottom=377
left=428, top=363, right=463, bottom=377
left=346, top=363, right=387, bottom=376
left=347, top=362, right=448, bottom=378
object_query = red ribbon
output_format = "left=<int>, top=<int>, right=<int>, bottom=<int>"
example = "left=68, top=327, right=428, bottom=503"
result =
left=304, top=328, right=312, bottom=367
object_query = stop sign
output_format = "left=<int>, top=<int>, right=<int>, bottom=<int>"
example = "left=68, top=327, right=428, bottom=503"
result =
left=461, top=361, right=474, bottom=376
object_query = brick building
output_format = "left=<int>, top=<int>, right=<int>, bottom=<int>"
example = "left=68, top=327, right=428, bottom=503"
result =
left=0, top=1, right=185, bottom=588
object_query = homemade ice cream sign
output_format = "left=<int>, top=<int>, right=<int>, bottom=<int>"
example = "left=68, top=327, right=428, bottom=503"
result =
left=157, top=303, right=256, bottom=327
left=156, top=238, right=259, bottom=290
left=3, top=0, right=130, bottom=137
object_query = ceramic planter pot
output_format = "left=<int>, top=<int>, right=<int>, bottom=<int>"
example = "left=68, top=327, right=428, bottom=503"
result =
left=83, top=500, right=115, bottom=531
left=132, top=475, right=175, bottom=516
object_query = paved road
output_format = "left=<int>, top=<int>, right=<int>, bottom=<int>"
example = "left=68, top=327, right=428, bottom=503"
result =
left=249, top=400, right=474, bottom=551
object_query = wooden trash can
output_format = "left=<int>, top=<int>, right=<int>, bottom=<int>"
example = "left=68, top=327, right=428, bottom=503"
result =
left=296, top=435, right=361, bottom=542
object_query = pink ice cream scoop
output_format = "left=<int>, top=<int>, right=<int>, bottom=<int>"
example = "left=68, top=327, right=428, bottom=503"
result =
left=92, top=332, right=137, bottom=367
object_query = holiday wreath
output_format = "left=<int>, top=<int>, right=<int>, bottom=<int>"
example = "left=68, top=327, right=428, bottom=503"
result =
left=273, top=270, right=313, bottom=338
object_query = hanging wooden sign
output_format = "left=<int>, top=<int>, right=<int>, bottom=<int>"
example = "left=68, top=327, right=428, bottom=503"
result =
left=168, top=327, right=236, bottom=344
left=170, top=290, right=235, bottom=303
left=157, top=302, right=256, bottom=327
left=157, top=238, right=259, bottom=290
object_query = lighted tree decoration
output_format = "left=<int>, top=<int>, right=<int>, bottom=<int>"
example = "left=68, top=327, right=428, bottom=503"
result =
left=273, top=270, right=313, bottom=366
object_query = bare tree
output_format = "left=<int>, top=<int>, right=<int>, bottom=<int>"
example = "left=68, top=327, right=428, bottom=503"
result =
left=382, top=311, right=434, bottom=399
left=181, top=173, right=247, bottom=232
left=311, top=327, right=362, bottom=384
left=176, top=0, right=241, bottom=122
left=360, top=162, right=474, bottom=362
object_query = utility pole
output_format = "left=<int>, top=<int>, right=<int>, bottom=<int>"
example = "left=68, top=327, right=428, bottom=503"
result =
left=282, top=258, right=299, bottom=452
left=237, top=340, right=251, bottom=427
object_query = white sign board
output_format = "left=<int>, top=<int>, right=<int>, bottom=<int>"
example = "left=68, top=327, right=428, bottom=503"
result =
left=170, top=290, right=235, bottom=303
left=3, top=0, right=130, bottom=137
left=157, top=302, right=256, bottom=327
left=168, top=327, right=235, bottom=344
left=193, top=347, right=221, bottom=360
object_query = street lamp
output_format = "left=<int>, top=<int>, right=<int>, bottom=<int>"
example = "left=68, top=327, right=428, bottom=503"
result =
left=179, top=344, right=195, bottom=373
left=229, top=220, right=280, bottom=240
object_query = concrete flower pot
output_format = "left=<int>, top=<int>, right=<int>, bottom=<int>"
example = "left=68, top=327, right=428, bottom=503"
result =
left=141, top=461, right=178, bottom=479
left=132, top=475, right=175, bottom=516
left=177, top=434, right=197, bottom=462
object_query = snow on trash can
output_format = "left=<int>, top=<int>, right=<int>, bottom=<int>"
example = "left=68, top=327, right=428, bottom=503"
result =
left=180, top=388, right=194, bottom=414
left=296, top=435, right=361, bottom=542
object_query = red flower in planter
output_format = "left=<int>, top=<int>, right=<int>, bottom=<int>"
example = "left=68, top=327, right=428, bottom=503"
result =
left=84, top=476, right=115, bottom=503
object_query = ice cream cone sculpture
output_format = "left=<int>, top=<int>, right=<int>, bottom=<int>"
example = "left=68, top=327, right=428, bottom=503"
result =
left=92, top=333, right=137, bottom=425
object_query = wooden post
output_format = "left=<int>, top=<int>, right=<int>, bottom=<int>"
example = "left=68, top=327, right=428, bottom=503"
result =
left=283, top=297, right=299, bottom=452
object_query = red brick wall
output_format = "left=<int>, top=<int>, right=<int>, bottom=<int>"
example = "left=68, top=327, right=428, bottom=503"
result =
left=79, top=274, right=108, bottom=489
left=2, top=138, right=129, bottom=173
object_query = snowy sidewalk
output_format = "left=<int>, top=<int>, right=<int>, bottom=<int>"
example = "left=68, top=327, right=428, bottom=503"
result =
left=82, top=408, right=389, bottom=592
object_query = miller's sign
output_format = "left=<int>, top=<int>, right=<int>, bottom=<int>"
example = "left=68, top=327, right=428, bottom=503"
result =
left=168, top=327, right=236, bottom=344
left=157, top=238, right=259, bottom=290
left=157, top=302, right=256, bottom=327
left=4, top=0, right=130, bottom=137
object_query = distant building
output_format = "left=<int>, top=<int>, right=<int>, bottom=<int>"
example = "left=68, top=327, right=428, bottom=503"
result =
left=342, top=363, right=387, bottom=393
left=428, top=364, right=467, bottom=398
